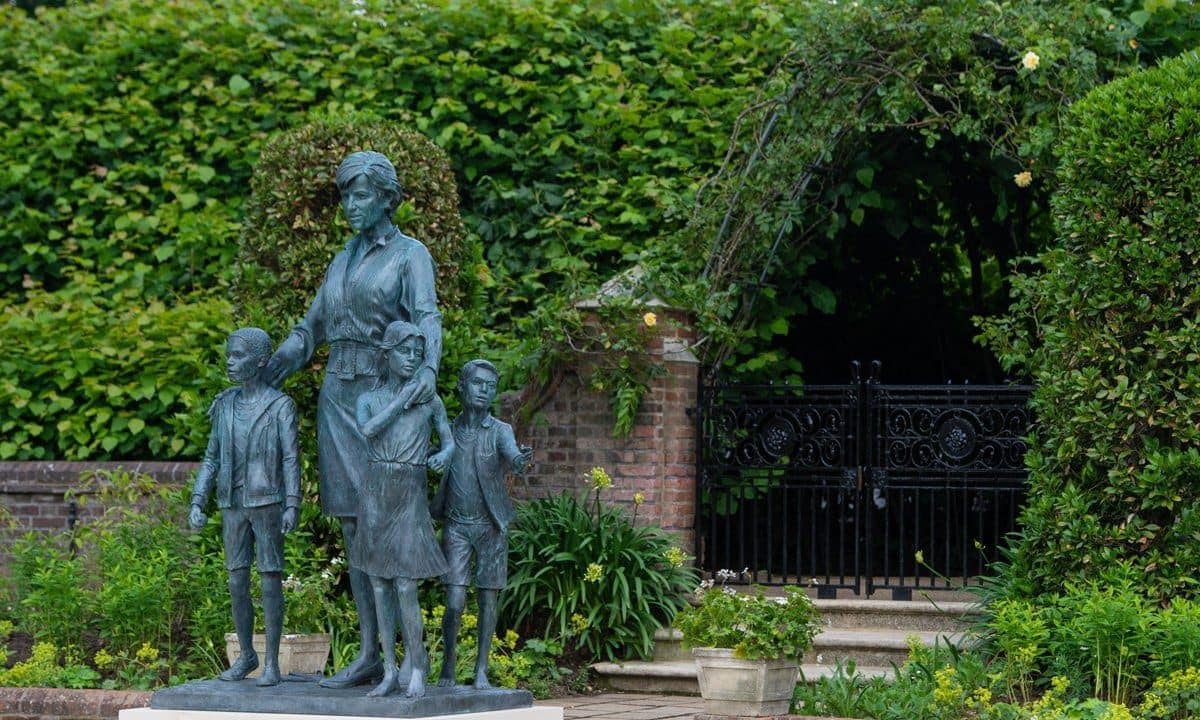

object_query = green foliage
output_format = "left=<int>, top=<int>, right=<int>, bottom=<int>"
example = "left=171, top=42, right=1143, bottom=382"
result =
left=978, top=51, right=1200, bottom=600
left=8, top=532, right=88, bottom=650
left=238, top=116, right=475, bottom=332
left=1139, top=667, right=1200, bottom=720
left=0, top=642, right=99, bottom=689
left=646, top=0, right=1193, bottom=381
left=1151, top=600, right=1200, bottom=679
left=6, top=471, right=230, bottom=687
left=1047, top=581, right=1153, bottom=705
left=0, top=277, right=230, bottom=460
left=989, top=599, right=1049, bottom=704
left=502, top=484, right=697, bottom=662
left=675, top=585, right=820, bottom=660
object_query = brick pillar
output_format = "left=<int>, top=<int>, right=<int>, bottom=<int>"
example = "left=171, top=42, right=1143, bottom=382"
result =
left=510, top=307, right=699, bottom=550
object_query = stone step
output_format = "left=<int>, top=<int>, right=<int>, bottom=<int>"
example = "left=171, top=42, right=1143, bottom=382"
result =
left=591, top=660, right=895, bottom=696
left=812, top=598, right=980, bottom=633
left=805, top=628, right=965, bottom=669
left=653, top=628, right=690, bottom=662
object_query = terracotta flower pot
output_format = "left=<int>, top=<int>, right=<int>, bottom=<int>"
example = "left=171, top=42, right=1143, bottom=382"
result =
left=223, top=633, right=331, bottom=677
left=692, top=647, right=800, bottom=717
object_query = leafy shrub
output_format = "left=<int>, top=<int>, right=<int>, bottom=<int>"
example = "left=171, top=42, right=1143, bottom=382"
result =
left=238, top=116, right=475, bottom=332
left=1138, top=667, right=1200, bottom=720
left=6, top=472, right=229, bottom=687
left=0, top=0, right=794, bottom=300
left=987, top=599, right=1048, bottom=704
left=1150, top=599, right=1200, bottom=678
left=978, top=51, right=1200, bottom=601
left=0, top=642, right=99, bottom=689
left=0, top=277, right=230, bottom=460
left=0, top=0, right=803, bottom=455
left=502, top=475, right=697, bottom=662
left=1048, top=582, right=1153, bottom=705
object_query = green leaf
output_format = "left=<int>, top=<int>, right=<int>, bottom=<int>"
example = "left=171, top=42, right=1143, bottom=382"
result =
left=228, top=74, right=251, bottom=94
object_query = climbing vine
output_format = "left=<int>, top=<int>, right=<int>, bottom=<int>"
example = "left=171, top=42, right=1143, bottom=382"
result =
left=642, top=0, right=1191, bottom=382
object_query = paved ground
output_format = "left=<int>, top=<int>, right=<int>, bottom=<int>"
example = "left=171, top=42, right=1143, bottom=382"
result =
left=538, top=693, right=704, bottom=720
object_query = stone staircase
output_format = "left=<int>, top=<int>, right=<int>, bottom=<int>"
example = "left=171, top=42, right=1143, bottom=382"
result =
left=592, top=598, right=979, bottom=694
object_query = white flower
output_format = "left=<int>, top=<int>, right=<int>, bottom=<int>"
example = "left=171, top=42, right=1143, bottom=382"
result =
left=1021, top=51, right=1040, bottom=70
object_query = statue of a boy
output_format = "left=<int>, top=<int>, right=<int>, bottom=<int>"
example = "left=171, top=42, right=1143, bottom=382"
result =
left=432, top=359, right=531, bottom=689
left=189, top=328, right=301, bottom=687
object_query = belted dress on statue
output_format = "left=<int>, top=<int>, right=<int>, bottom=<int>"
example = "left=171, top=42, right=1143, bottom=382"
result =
left=284, top=226, right=442, bottom=518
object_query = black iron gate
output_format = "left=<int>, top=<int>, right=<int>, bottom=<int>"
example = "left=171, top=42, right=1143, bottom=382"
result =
left=695, top=361, right=1032, bottom=599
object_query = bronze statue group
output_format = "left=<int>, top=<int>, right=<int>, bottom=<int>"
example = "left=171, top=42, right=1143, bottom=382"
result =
left=188, top=151, right=532, bottom=699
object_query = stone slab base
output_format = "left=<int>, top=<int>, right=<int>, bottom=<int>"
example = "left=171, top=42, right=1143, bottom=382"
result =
left=142, top=679, right=545, bottom=719
left=122, top=708, right=560, bottom=720
left=695, top=715, right=849, bottom=720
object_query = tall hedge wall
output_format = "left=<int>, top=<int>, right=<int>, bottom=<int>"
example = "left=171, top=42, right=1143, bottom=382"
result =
left=0, top=0, right=800, bottom=459
left=979, top=51, right=1200, bottom=600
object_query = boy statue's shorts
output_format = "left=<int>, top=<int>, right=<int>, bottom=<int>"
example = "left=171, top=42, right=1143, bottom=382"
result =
left=441, top=520, right=507, bottom=590
left=222, top=503, right=285, bottom=573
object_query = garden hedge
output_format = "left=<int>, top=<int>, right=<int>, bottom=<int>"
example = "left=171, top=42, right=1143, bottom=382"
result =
left=0, top=0, right=801, bottom=459
left=979, top=50, right=1200, bottom=600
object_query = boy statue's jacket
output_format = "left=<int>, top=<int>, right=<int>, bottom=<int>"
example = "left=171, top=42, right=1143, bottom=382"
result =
left=191, top=387, right=301, bottom=510
left=430, top=413, right=518, bottom=531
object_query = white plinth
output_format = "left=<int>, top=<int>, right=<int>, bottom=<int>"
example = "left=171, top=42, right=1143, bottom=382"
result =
left=121, top=706, right=563, bottom=720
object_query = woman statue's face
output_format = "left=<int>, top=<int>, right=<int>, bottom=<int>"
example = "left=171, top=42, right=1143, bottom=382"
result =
left=342, top=174, right=390, bottom=233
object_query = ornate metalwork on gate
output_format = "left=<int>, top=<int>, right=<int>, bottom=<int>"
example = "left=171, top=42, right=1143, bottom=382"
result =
left=695, top=362, right=1033, bottom=598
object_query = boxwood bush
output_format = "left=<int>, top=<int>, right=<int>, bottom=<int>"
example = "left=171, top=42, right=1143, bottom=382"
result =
left=979, top=51, right=1200, bottom=601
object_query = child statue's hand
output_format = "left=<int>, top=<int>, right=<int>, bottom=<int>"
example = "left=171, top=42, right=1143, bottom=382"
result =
left=282, top=506, right=298, bottom=534
left=188, top=505, right=207, bottom=529
left=428, top=449, right=452, bottom=474
left=513, top=445, right=534, bottom=475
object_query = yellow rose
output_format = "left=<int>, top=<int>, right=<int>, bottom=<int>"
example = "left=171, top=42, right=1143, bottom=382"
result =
left=1014, top=171, right=1033, bottom=188
left=642, top=311, right=658, bottom=327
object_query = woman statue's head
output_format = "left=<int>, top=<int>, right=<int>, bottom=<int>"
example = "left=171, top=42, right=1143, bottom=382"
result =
left=336, top=151, right=402, bottom=233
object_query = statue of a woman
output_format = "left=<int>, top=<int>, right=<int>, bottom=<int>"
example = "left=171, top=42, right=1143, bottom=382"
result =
left=265, top=151, right=442, bottom=689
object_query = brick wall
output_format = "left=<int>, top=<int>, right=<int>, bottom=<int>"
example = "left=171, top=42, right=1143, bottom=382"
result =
left=0, top=462, right=198, bottom=574
left=508, top=307, right=699, bottom=551
left=0, top=311, right=702, bottom=560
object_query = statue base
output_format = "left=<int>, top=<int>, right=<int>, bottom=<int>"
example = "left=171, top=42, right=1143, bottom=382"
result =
left=139, top=678, right=545, bottom=719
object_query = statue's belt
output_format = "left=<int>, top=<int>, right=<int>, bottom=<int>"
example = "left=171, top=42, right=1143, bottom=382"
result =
left=329, top=340, right=382, bottom=379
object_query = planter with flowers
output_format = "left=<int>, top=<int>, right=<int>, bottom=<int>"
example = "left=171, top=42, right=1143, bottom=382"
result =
left=674, top=580, right=821, bottom=716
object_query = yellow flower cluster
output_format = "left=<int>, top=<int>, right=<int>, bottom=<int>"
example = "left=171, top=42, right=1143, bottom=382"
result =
left=570, top=613, right=590, bottom=635
left=135, top=642, right=160, bottom=664
left=633, top=491, right=645, bottom=505
left=587, top=466, right=613, bottom=490
left=664, top=546, right=687, bottom=568
left=94, top=648, right=115, bottom=670
left=584, top=562, right=603, bottom=582
left=1139, top=667, right=1200, bottom=719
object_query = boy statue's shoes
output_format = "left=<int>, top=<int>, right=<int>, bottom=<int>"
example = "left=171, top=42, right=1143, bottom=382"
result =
left=318, top=659, right=385, bottom=689
left=218, top=653, right=260, bottom=681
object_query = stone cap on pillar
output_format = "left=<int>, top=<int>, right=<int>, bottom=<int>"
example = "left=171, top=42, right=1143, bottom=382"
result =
left=573, top=265, right=698, bottom=364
